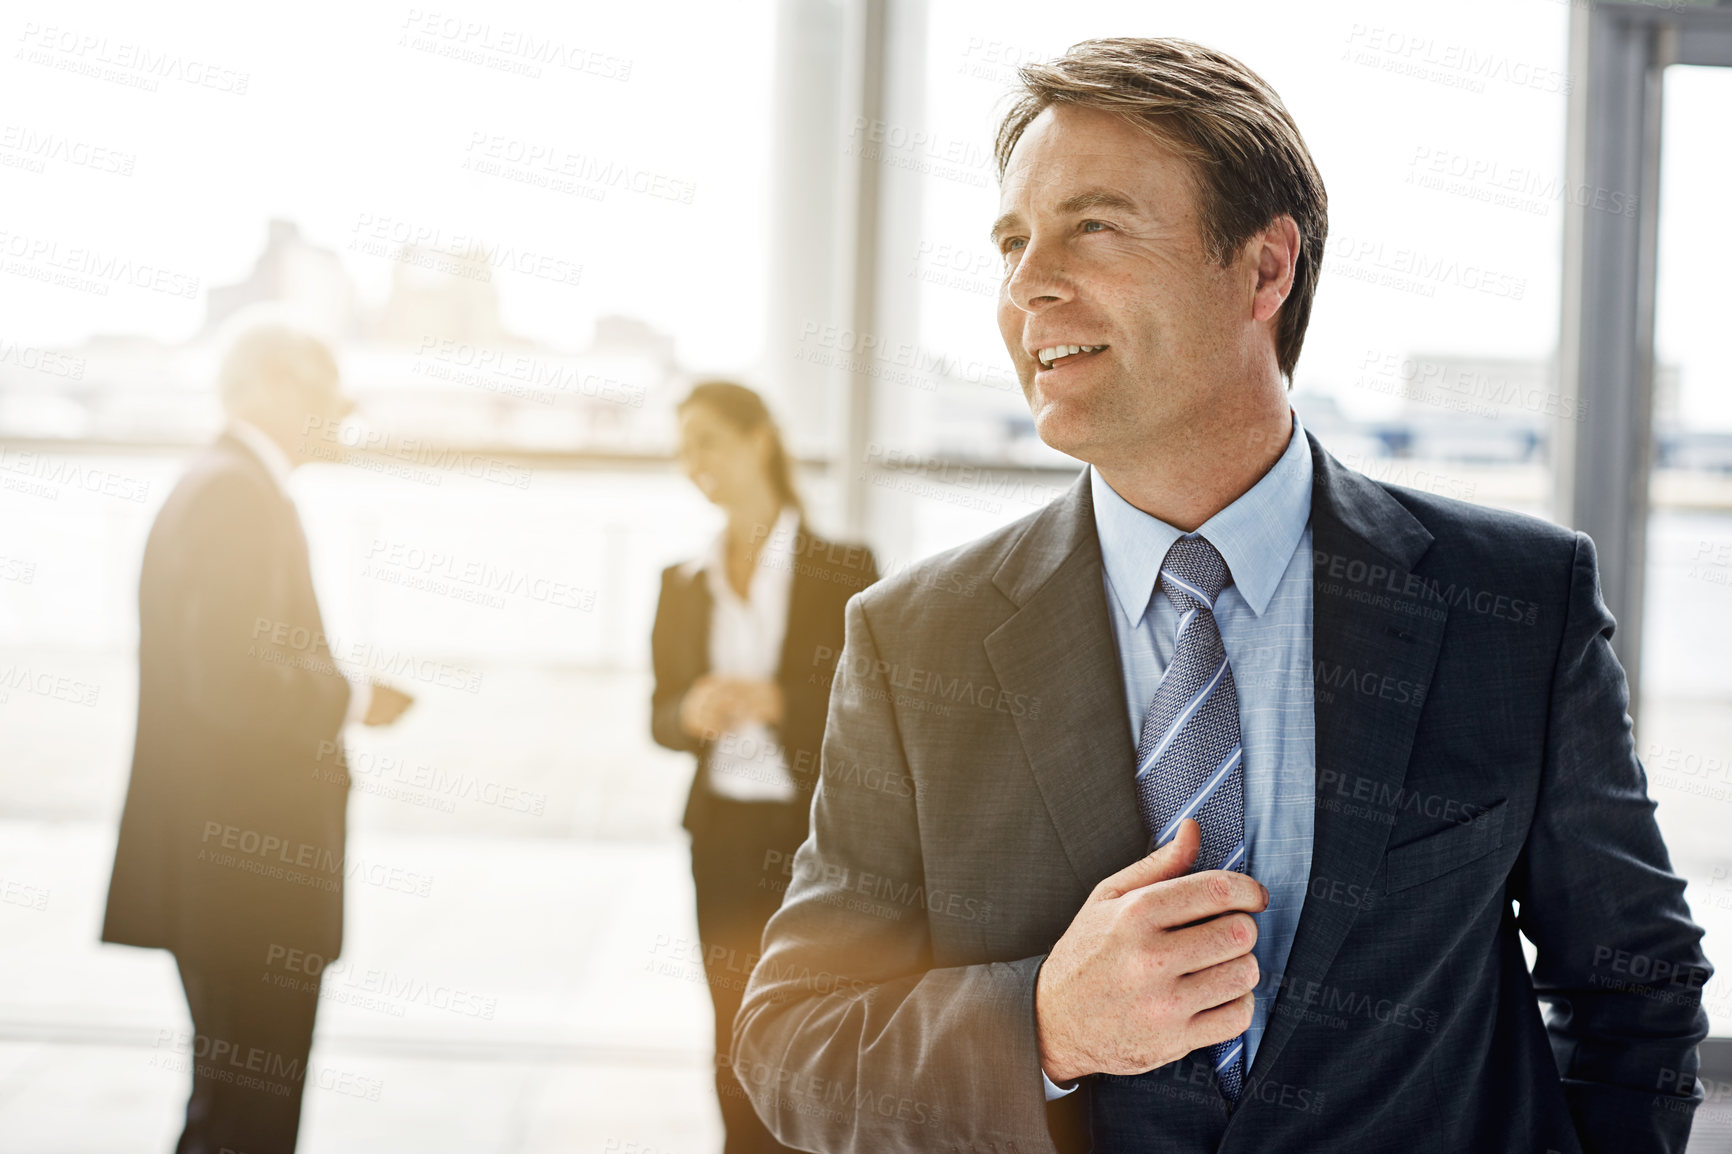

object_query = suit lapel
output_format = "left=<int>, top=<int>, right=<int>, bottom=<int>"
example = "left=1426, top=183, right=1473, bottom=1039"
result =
left=776, top=520, right=817, bottom=681
left=1236, top=434, right=1449, bottom=1102
left=984, top=472, right=1148, bottom=889
left=690, top=565, right=713, bottom=676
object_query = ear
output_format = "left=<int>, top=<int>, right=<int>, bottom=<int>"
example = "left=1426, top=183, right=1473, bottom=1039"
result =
left=1251, top=214, right=1301, bottom=324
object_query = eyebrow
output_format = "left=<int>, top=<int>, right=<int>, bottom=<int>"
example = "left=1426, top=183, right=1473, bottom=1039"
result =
left=988, top=188, right=1144, bottom=246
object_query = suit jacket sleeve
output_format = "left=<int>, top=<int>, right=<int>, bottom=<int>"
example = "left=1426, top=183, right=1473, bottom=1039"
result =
left=650, top=567, right=702, bottom=754
left=1513, top=531, right=1711, bottom=1153
left=733, top=592, right=1056, bottom=1154
left=168, top=477, right=350, bottom=751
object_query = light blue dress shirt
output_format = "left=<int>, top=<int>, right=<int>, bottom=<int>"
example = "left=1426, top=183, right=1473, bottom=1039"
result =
left=1044, top=411, right=1316, bottom=1099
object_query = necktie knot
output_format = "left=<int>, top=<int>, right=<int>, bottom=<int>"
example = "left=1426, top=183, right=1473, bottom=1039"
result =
left=1159, top=535, right=1231, bottom=611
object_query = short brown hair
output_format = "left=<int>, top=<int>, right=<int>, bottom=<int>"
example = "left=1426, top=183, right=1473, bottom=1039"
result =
left=994, top=38, right=1328, bottom=383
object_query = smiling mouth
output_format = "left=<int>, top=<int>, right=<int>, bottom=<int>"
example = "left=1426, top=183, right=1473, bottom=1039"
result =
left=1036, top=344, right=1108, bottom=370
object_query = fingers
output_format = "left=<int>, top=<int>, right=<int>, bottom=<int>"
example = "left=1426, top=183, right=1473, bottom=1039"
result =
left=1144, top=868, right=1268, bottom=929
left=684, top=677, right=741, bottom=735
left=1095, top=819, right=1201, bottom=900
left=682, top=691, right=727, bottom=739
left=1163, top=910, right=1260, bottom=975
left=702, top=679, right=753, bottom=724
left=1186, top=990, right=1256, bottom=1053
left=1174, top=951, right=1260, bottom=1011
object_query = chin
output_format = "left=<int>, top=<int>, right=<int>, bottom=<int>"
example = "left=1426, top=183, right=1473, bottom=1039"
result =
left=1030, top=403, right=1101, bottom=464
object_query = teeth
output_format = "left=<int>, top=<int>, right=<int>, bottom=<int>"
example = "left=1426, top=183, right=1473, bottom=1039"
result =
left=1037, top=344, right=1106, bottom=368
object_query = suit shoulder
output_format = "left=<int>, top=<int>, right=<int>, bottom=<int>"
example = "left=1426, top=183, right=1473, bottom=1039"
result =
left=153, top=445, right=276, bottom=534
left=854, top=504, right=1043, bottom=627
left=1379, top=481, right=1578, bottom=585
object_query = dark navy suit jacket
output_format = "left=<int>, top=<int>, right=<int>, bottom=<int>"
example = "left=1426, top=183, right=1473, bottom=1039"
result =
left=735, top=433, right=1711, bottom=1154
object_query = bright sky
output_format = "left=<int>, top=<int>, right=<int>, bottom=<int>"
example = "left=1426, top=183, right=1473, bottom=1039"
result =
left=2, top=0, right=1727, bottom=427
left=0, top=0, right=776, bottom=364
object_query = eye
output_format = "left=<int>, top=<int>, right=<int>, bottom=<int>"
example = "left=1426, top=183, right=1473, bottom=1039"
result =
left=1081, top=219, right=1109, bottom=233
left=1002, top=237, right=1026, bottom=254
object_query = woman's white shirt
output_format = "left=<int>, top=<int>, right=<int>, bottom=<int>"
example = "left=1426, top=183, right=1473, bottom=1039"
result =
left=701, top=505, right=802, bottom=803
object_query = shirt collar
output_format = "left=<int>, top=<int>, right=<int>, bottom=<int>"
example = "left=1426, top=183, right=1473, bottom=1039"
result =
left=705, top=504, right=802, bottom=600
left=226, top=418, right=295, bottom=495
left=1090, top=410, right=1313, bottom=627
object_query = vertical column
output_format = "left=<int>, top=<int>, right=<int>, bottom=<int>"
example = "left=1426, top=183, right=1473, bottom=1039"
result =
left=835, top=0, right=927, bottom=548
left=838, top=0, right=889, bottom=537
left=760, top=0, right=925, bottom=546
left=762, top=0, right=848, bottom=516
left=1554, top=4, right=1670, bottom=714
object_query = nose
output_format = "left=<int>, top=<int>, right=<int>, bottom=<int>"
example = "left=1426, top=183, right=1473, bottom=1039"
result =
left=1002, top=236, right=1072, bottom=315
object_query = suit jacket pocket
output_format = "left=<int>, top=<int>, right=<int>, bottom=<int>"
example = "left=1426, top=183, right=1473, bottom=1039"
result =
left=1383, top=798, right=1508, bottom=893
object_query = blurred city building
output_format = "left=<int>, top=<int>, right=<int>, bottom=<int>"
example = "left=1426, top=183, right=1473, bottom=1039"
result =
left=0, top=220, right=686, bottom=455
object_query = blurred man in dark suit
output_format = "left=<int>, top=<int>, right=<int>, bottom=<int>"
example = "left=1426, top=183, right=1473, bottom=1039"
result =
left=101, top=315, right=412, bottom=1154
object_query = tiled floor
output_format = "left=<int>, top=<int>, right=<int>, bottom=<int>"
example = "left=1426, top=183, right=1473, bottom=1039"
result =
left=0, top=821, right=724, bottom=1153
left=0, top=661, right=726, bottom=1153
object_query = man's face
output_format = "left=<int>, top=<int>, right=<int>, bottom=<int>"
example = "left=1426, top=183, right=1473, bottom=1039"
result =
left=993, top=104, right=1263, bottom=467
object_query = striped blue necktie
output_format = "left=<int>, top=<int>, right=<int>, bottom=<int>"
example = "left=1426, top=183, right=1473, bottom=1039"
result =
left=1133, top=534, right=1248, bottom=1104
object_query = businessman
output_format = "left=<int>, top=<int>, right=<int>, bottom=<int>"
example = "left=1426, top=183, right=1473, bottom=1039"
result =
left=102, top=316, right=412, bottom=1154
left=734, top=37, right=1711, bottom=1154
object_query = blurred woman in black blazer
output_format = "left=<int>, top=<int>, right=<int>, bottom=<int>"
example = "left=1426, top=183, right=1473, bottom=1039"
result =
left=651, top=381, right=876, bottom=1154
